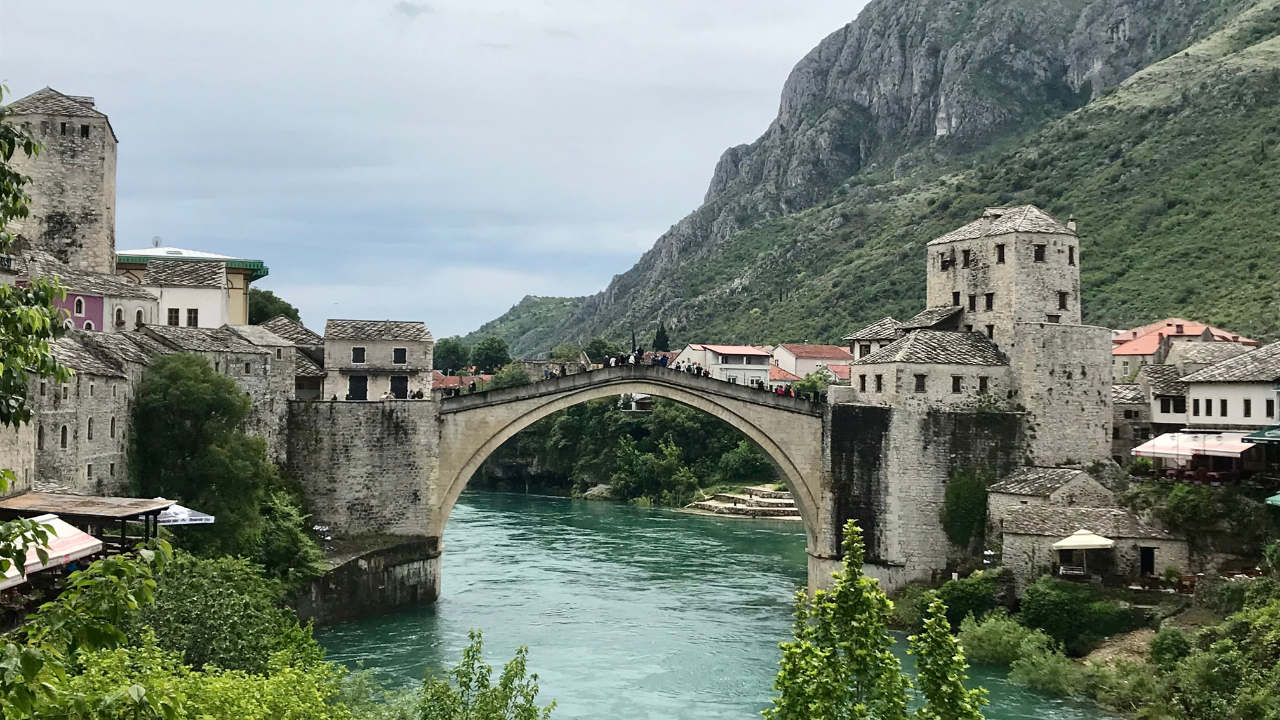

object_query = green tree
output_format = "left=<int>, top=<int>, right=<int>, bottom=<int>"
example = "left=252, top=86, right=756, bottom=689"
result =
left=652, top=323, right=670, bottom=352
left=254, top=490, right=327, bottom=591
left=791, top=372, right=829, bottom=395
left=550, top=343, right=581, bottom=362
left=247, top=287, right=300, bottom=325
left=130, top=354, right=274, bottom=558
left=418, top=629, right=555, bottom=720
left=940, top=469, right=990, bottom=551
left=582, top=337, right=623, bottom=364
left=909, top=599, right=987, bottom=720
left=713, top=439, right=775, bottom=487
left=472, top=336, right=512, bottom=374
left=486, top=364, right=532, bottom=391
left=765, top=520, right=911, bottom=720
left=434, top=337, right=472, bottom=374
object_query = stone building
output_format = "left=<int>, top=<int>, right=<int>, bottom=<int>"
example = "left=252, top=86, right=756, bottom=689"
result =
left=116, top=245, right=269, bottom=327
left=1180, top=341, right=1280, bottom=430
left=323, top=320, right=435, bottom=401
left=17, top=250, right=158, bottom=332
left=3, top=89, right=117, bottom=275
left=843, top=317, right=901, bottom=360
left=843, top=331, right=1012, bottom=409
left=1111, top=318, right=1258, bottom=382
left=1111, top=384, right=1150, bottom=462
left=771, top=344, right=856, bottom=378
left=260, top=315, right=326, bottom=400
left=1137, top=364, right=1188, bottom=435
left=986, top=467, right=1116, bottom=531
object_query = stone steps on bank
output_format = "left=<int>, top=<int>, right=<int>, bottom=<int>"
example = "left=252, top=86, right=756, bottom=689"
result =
left=685, top=500, right=800, bottom=518
left=744, top=485, right=792, bottom=500
left=710, top=493, right=795, bottom=508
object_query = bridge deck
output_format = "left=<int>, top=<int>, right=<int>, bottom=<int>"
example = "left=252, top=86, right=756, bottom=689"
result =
left=437, top=364, right=823, bottom=416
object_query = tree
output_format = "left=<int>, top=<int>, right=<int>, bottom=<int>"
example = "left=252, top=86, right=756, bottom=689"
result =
left=418, top=629, right=555, bottom=720
left=130, top=354, right=275, bottom=558
left=582, top=337, right=623, bottom=364
left=550, top=343, right=581, bottom=362
left=247, top=288, right=300, bottom=325
left=909, top=599, right=988, bottom=720
left=940, top=468, right=990, bottom=551
left=472, top=336, right=512, bottom=374
left=485, top=364, right=531, bottom=391
left=652, top=323, right=670, bottom=352
left=791, top=372, right=830, bottom=396
left=434, top=336, right=471, bottom=374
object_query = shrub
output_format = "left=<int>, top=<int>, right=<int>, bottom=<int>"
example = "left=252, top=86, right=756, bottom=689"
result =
left=1020, top=577, right=1135, bottom=655
left=957, top=610, right=1053, bottom=667
left=1084, top=660, right=1174, bottom=716
left=940, top=469, right=991, bottom=549
left=928, top=569, right=1001, bottom=629
left=1160, top=483, right=1224, bottom=536
left=1128, top=457, right=1154, bottom=476
left=889, top=582, right=930, bottom=630
left=1150, top=626, right=1192, bottom=670
left=255, top=490, right=327, bottom=592
left=1008, top=646, right=1085, bottom=697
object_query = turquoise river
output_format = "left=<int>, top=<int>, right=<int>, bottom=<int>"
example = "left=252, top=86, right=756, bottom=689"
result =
left=318, top=492, right=1113, bottom=720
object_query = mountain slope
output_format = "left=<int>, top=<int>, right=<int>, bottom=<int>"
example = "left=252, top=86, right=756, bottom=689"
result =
left=480, top=0, right=1278, bottom=355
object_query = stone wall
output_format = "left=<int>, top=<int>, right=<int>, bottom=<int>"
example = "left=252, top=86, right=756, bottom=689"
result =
left=293, top=537, right=440, bottom=625
left=287, top=399, right=439, bottom=537
left=200, top=348, right=293, bottom=464
left=842, top=362, right=1014, bottom=410
left=31, top=373, right=132, bottom=495
left=8, top=111, right=116, bottom=275
left=324, top=338, right=433, bottom=400
left=0, top=422, right=35, bottom=498
left=1002, top=532, right=1189, bottom=593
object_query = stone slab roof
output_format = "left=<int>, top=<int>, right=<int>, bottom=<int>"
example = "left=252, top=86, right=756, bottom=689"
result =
left=4, top=87, right=106, bottom=119
left=227, top=324, right=291, bottom=347
left=1112, top=384, right=1146, bottom=405
left=1181, top=341, right=1280, bottom=383
left=990, top=467, right=1088, bottom=497
left=143, top=325, right=263, bottom=354
left=261, top=315, right=323, bottom=345
left=50, top=331, right=125, bottom=378
left=144, top=260, right=224, bottom=288
left=121, top=333, right=175, bottom=359
left=843, top=316, right=902, bottom=342
left=1169, top=342, right=1253, bottom=367
left=1140, top=365, right=1186, bottom=397
left=325, top=320, right=433, bottom=342
left=294, top=348, right=326, bottom=378
left=901, top=305, right=962, bottom=330
left=853, top=330, right=1008, bottom=367
left=1003, top=506, right=1177, bottom=541
left=85, top=332, right=160, bottom=366
left=19, top=251, right=156, bottom=301
left=928, top=205, right=1074, bottom=246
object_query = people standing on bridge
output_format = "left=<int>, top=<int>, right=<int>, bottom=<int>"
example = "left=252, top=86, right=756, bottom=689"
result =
left=468, top=380, right=477, bottom=394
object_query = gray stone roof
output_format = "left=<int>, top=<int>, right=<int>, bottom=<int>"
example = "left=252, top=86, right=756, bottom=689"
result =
left=1180, top=341, right=1280, bottom=383
left=84, top=331, right=161, bottom=366
left=1169, top=342, right=1253, bottom=368
left=844, top=316, right=902, bottom=342
left=295, top=348, right=326, bottom=378
left=325, top=319, right=433, bottom=342
left=1003, top=506, right=1177, bottom=541
left=50, top=331, right=125, bottom=378
left=227, top=324, right=291, bottom=348
left=144, top=260, right=224, bottom=288
left=4, top=87, right=106, bottom=119
left=901, top=305, right=963, bottom=330
left=121, top=333, right=175, bottom=359
left=19, top=251, right=156, bottom=301
left=261, top=315, right=323, bottom=345
left=1112, top=384, right=1146, bottom=405
left=990, top=467, right=1088, bottom=497
left=1140, top=365, right=1186, bottom=397
left=852, top=330, right=1008, bottom=366
left=143, top=325, right=263, bottom=354
left=928, top=205, right=1074, bottom=246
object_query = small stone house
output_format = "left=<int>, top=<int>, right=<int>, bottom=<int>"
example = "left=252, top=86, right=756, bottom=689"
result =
left=323, top=320, right=435, bottom=401
left=1000, top=506, right=1188, bottom=592
left=843, top=317, right=902, bottom=360
left=1138, top=364, right=1188, bottom=434
left=987, top=467, right=1116, bottom=527
left=845, top=330, right=1012, bottom=410
left=1111, top=384, right=1150, bottom=462
left=260, top=315, right=326, bottom=400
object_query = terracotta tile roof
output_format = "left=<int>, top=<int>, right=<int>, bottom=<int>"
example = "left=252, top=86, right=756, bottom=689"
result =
left=701, top=344, right=771, bottom=357
left=927, top=205, right=1074, bottom=246
left=325, top=319, right=433, bottom=342
left=1112, top=384, right=1146, bottom=405
left=4, top=87, right=106, bottom=118
left=18, top=251, right=156, bottom=300
left=143, top=325, right=263, bottom=354
left=295, top=349, right=326, bottom=378
left=144, top=260, right=224, bottom=288
left=825, top=365, right=853, bottom=380
left=844, top=317, right=902, bottom=342
left=1112, top=318, right=1257, bottom=355
left=900, top=305, right=962, bottom=330
left=431, top=371, right=492, bottom=389
left=260, top=315, right=323, bottom=345
left=769, top=366, right=802, bottom=382
left=853, top=330, right=1008, bottom=367
left=989, top=467, right=1089, bottom=497
left=1140, top=365, right=1187, bottom=397
left=1003, top=506, right=1177, bottom=541
left=1180, top=341, right=1280, bottom=383
left=779, top=344, right=855, bottom=361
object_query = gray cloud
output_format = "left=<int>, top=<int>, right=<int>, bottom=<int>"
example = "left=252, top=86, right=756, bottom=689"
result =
left=391, top=1, right=432, bottom=20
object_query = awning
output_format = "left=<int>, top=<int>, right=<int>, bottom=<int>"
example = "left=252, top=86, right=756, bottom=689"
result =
left=1242, top=426, right=1280, bottom=445
left=1266, top=494, right=1280, bottom=508
left=1132, top=431, right=1255, bottom=460
left=0, top=514, right=103, bottom=591
left=157, top=504, right=215, bottom=526
left=1052, top=529, right=1116, bottom=550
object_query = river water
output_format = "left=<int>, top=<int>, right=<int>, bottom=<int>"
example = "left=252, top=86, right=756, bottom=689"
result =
left=318, top=492, right=1111, bottom=720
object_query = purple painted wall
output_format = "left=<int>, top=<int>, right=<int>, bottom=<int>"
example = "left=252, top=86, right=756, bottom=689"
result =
left=55, top=293, right=104, bottom=331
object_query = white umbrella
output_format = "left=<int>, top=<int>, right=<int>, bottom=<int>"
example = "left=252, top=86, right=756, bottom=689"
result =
left=157, top=504, right=215, bottom=526
left=1052, top=529, right=1115, bottom=550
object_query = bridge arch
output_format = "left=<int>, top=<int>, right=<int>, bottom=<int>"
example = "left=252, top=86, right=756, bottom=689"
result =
left=433, top=365, right=828, bottom=557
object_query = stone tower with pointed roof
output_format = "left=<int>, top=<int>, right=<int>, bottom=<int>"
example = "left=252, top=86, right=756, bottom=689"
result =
left=4, top=88, right=117, bottom=274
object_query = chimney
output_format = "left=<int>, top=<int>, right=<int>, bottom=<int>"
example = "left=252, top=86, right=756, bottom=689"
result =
left=1066, top=215, right=1077, bottom=233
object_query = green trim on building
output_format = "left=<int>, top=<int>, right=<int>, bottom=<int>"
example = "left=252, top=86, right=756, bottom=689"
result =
left=116, top=255, right=269, bottom=281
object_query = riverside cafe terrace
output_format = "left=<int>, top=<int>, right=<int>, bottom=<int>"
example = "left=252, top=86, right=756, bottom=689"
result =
left=1132, top=428, right=1280, bottom=482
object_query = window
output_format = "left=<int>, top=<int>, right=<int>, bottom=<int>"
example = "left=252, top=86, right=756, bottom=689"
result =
left=167, top=308, right=179, bottom=326
left=968, top=295, right=977, bottom=311
left=984, top=293, right=994, bottom=311
left=83, top=321, right=94, bottom=331
left=87, top=464, right=92, bottom=482
left=978, top=376, right=989, bottom=393
left=39, top=382, right=45, bottom=397
left=962, top=249, right=971, bottom=268
left=186, top=308, right=199, bottom=327
left=1068, top=246, right=1075, bottom=266
left=214, top=361, right=220, bottom=373
left=136, top=309, right=144, bottom=327
left=1161, top=398, right=1172, bottom=414
left=393, top=348, right=408, bottom=364
left=985, top=325, right=994, bottom=339
left=1122, top=360, right=1130, bottom=375
left=1034, top=244, right=1046, bottom=262
left=1221, top=399, right=1228, bottom=416
left=87, top=418, right=93, bottom=441
left=60, top=426, right=68, bottom=449
left=110, top=463, right=115, bottom=477
left=1112, top=427, right=1121, bottom=440
left=1206, top=399, right=1213, bottom=417
left=61, top=386, right=68, bottom=400
left=952, top=291, right=961, bottom=306
left=951, top=376, right=962, bottom=393
left=1193, top=399, right=1200, bottom=416
left=60, top=122, right=68, bottom=136
left=37, top=425, right=43, bottom=451
left=1174, top=397, right=1186, bottom=414
left=352, top=347, right=366, bottom=364
left=40, top=121, right=49, bottom=136
left=390, top=376, right=409, bottom=399
left=80, top=124, right=89, bottom=138
left=859, top=375, right=867, bottom=392
left=914, top=374, right=926, bottom=393
left=1268, top=399, right=1275, bottom=418
left=89, top=384, right=94, bottom=397
left=276, top=348, right=283, bottom=360
left=874, top=375, right=883, bottom=392
left=859, top=343, right=871, bottom=358
left=244, top=363, right=251, bottom=375
left=110, top=416, right=116, bottom=438
left=347, top=375, right=368, bottom=401
left=115, top=307, right=123, bottom=326
left=1046, top=315, right=1061, bottom=324
left=1244, top=399, right=1252, bottom=418
left=74, top=297, right=84, bottom=316
left=940, top=252, right=952, bottom=270
left=964, top=324, right=973, bottom=333
left=1058, top=292, right=1069, bottom=310
left=996, top=244, right=1005, bottom=263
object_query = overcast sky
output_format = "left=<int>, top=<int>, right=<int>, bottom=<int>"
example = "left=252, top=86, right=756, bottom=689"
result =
left=1, top=0, right=864, bottom=338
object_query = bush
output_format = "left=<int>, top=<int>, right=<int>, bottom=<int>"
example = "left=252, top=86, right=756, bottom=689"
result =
left=254, top=490, right=327, bottom=592
left=1150, top=626, right=1192, bottom=670
left=940, top=469, right=991, bottom=550
left=928, top=569, right=1001, bottom=629
left=889, top=582, right=930, bottom=631
left=1008, top=646, right=1085, bottom=697
left=1084, top=660, right=1174, bottom=716
left=1020, top=577, right=1136, bottom=655
left=486, top=364, right=532, bottom=390
left=1128, top=457, right=1154, bottom=476
left=957, top=610, right=1053, bottom=667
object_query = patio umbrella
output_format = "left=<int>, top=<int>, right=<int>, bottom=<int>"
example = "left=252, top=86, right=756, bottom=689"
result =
left=1052, top=529, right=1115, bottom=550
left=1266, top=493, right=1280, bottom=508
left=157, top=504, right=215, bottom=526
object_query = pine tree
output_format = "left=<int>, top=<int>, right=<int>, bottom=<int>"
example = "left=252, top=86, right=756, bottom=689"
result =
left=653, top=323, right=670, bottom=352
left=910, top=598, right=988, bottom=720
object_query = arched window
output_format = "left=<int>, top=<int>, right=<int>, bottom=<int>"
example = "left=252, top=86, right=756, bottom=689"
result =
left=115, top=307, right=124, bottom=326
left=135, top=309, right=144, bottom=327
left=60, top=426, right=68, bottom=449
left=87, top=418, right=93, bottom=441
left=37, top=425, right=43, bottom=450
left=83, top=321, right=94, bottom=331
left=73, top=297, right=84, bottom=316
left=110, top=416, right=116, bottom=438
